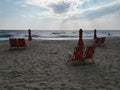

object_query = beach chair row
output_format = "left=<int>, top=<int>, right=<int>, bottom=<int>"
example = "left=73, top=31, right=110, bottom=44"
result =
left=69, top=29, right=107, bottom=64
left=9, top=38, right=27, bottom=48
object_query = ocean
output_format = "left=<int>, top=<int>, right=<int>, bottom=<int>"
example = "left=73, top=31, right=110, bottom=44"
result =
left=0, top=30, right=120, bottom=40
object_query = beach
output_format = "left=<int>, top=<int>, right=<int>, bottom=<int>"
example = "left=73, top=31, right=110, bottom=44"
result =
left=0, top=37, right=120, bottom=90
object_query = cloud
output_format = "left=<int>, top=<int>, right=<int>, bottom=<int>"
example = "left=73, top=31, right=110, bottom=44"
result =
left=21, top=14, right=35, bottom=18
left=90, top=12, right=120, bottom=30
left=69, top=0, right=120, bottom=20
left=21, top=0, right=84, bottom=16
left=2, top=0, right=120, bottom=30
left=62, top=12, right=120, bottom=30
left=20, top=0, right=119, bottom=20
left=48, top=2, right=70, bottom=14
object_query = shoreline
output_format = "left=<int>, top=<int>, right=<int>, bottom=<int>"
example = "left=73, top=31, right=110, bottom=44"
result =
left=0, top=36, right=120, bottom=40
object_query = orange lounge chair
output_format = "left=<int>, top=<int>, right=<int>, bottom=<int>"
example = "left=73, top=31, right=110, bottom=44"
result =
left=69, top=46, right=85, bottom=64
left=83, top=46, right=96, bottom=64
left=69, top=45, right=95, bottom=64
left=100, top=37, right=106, bottom=45
left=9, top=38, right=27, bottom=48
left=73, top=46, right=84, bottom=60
left=93, top=29, right=106, bottom=46
left=9, top=38, right=19, bottom=48
left=94, top=37, right=106, bottom=45
left=18, top=38, right=27, bottom=47
left=94, top=38, right=101, bottom=45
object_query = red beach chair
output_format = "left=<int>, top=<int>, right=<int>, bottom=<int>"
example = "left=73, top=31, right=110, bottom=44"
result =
left=69, top=46, right=87, bottom=64
left=69, top=45, right=95, bottom=64
left=70, top=46, right=84, bottom=60
left=9, top=38, right=19, bottom=48
left=83, top=46, right=96, bottom=63
left=94, top=38, right=101, bottom=45
left=73, top=46, right=84, bottom=60
left=93, top=29, right=106, bottom=46
left=101, top=37, right=106, bottom=45
left=18, top=38, right=27, bottom=47
left=94, top=37, right=106, bottom=45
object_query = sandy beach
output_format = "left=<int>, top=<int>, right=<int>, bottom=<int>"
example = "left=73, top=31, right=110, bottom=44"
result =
left=0, top=37, right=120, bottom=90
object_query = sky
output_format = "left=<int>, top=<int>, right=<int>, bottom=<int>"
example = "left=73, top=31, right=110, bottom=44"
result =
left=0, top=0, right=120, bottom=30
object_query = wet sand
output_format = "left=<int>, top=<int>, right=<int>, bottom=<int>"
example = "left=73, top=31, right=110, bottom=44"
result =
left=0, top=37, right=120, bottom=90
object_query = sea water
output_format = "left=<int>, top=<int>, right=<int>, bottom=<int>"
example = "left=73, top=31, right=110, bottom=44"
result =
left=0, top=30, right=120, bottom=40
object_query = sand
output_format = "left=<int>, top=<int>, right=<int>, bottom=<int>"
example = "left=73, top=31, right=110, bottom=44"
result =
left=0, top=37, right=120, bottom=90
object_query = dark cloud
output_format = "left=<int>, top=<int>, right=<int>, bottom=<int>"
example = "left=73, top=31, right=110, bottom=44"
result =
left=48, top=2, right=71, bottom=14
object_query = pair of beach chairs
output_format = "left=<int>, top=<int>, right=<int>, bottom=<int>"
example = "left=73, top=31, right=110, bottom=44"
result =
left=9, top=38, right=27, bottom=48
left=69, top=45, right=95, bottom=64
left=94, top=37, right=106, bottom=45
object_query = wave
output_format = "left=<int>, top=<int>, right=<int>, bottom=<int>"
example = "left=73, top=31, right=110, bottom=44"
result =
left=0, top=34, right=13, bottom=38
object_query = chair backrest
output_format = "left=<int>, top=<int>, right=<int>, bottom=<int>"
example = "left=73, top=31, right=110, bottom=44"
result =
left=95, top=38, right=101, bottom=44
left=85, top=46, right=95, bottom=59
left=74, top=46, right=84, bottom=54
left=9, top=38, right=18, bottom=47
left=73, top=46, right=84, bottom=60
left=18, top=38, right=27, bottom=47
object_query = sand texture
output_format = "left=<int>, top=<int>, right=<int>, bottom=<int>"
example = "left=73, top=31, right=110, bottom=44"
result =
left=0, top=37, right=120, bottom=90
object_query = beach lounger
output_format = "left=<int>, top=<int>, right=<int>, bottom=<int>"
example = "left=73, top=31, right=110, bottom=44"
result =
left=9, top=38, right=27, bottom=48
left=100, top=37, right=106, bottom=45
left=94, top=38, right=101, bottom=45
left=69, top=46, right=85, bottom=64
left=18, top=38, right=27, bottom=47
left=83, top=46, right=96, bottom=64
left=94, top=37, right=106, bottom=45
left=73, top=46, right=84, bottom=60
left=69, top=46, right=84, bottom=60
left=9, top=38, right=19, bottom=48
left=69, top=45, right=95, bottom=64
left=94, top=29, right=106, bottom=46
